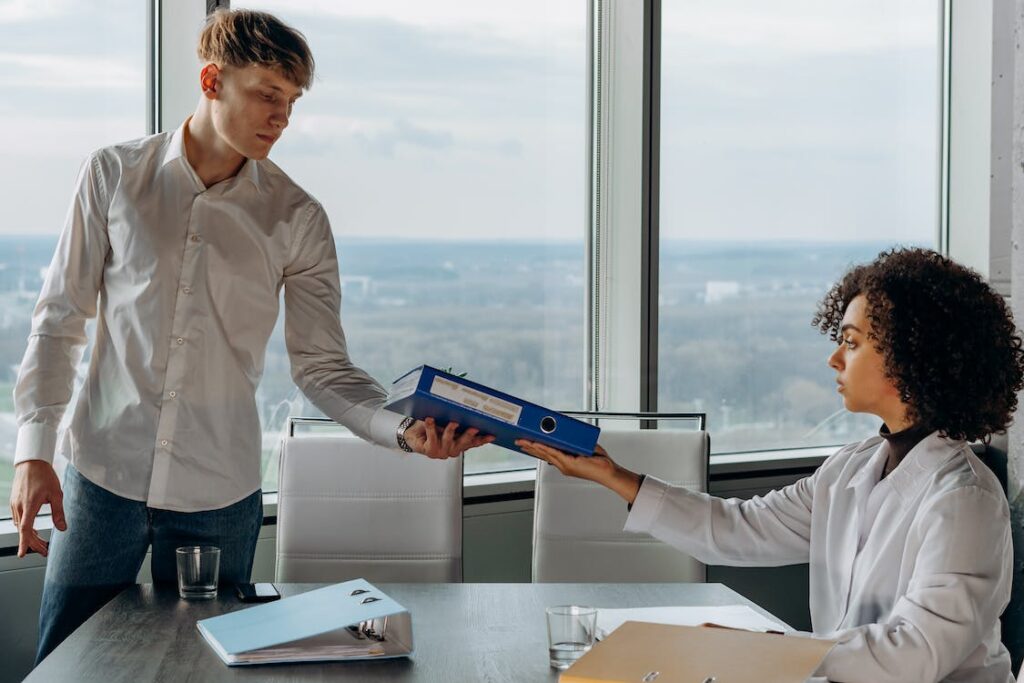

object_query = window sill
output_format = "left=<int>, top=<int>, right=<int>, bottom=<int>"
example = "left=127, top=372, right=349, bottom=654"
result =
left=0, top=446, right=838, bottom=556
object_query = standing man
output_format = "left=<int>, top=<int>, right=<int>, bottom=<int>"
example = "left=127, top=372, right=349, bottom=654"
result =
left=10, top=8, right=491, bottom=663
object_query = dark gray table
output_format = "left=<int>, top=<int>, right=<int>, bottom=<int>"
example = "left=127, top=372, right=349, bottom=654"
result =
left=28, top=582, right=784, bottom=682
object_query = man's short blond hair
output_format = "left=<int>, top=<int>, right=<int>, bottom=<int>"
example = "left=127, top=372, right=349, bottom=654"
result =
left=198, top=9, right=314, bottom=90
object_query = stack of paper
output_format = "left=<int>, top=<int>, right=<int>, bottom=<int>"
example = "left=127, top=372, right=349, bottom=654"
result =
left=594, top=604, right=789, bottom=640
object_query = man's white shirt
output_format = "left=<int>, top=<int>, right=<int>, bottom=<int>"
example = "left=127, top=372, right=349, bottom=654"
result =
left=14, top=121, right=405, bottom=511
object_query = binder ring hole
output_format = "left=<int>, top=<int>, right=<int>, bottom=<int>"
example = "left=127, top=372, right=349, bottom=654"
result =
left=361, top=596, right=382, bottom=604
left=540, top=416, right=557, bottom=434
left=350, top=589, right=369, bottom=596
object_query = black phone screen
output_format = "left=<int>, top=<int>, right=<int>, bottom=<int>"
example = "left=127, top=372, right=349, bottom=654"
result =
left=235, top=582, right=280, bottom=602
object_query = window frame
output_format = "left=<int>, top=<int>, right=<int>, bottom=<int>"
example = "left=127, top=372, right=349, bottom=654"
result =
left=1, top=0, right=996, bottom=533
left=155, top=0, right=986, bottom=472
left=0, top=0, right=981, bottom=529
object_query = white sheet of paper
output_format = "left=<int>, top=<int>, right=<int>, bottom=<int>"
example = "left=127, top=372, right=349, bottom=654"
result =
left=595, top=605, right=790, bottom=640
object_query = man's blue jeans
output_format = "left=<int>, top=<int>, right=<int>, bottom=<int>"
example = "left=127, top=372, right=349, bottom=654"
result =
left=35, top=464, right=262, bottom=664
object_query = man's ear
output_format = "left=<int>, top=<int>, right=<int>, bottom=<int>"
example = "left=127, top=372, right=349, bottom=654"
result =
left=200, top=63, right=221, bottom=100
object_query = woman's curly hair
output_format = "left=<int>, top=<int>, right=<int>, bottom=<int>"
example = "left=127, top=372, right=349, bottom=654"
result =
left=812, top=247, right=1024, bottom=442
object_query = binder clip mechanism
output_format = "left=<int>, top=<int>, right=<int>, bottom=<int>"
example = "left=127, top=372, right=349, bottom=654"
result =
left=347, top=617, right=390, bottom=642
left=345, top=590, right=389, bottom=642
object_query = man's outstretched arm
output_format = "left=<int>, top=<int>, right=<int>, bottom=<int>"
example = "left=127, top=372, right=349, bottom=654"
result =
left=282, top=201, right=492, bottom=458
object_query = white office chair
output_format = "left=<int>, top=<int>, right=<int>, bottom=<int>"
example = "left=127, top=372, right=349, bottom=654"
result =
left=275, top=422, right=463, bottom=583
left=532, top=423, right=709, bottom=582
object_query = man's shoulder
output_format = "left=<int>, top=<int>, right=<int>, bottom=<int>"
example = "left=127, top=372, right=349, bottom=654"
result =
left=88, top=131, right=173, bottom=173
left=255, top=156, right=322, bottom=209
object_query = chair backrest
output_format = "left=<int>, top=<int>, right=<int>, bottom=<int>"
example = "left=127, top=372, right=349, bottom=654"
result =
left=532, top=428, right=709, bottom=582
left=275, top=432, right=463, bottom=583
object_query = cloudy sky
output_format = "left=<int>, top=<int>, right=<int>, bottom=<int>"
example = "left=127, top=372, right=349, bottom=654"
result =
left=0, top=0, right=939, bottom=245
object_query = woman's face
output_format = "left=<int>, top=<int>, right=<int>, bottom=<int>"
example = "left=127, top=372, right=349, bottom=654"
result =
left=827, top=294, right=908, bottom=427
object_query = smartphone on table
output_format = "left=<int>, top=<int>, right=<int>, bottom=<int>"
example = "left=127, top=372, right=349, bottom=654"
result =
left=235, top=582, right=281, bottom=603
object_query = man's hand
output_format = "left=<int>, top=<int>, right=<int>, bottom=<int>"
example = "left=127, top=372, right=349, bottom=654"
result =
left=9, top=460, right=66, bottom=558
left=404, top=418, right=496, bottom=459
left=515, top=441, right=644, bottom=505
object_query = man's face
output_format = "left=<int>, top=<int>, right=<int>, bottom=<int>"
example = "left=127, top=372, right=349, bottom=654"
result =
left=207, top=63, right=302, bottom=160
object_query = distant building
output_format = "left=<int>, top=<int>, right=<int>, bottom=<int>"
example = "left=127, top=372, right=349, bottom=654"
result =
left=340, top=275, right=372, bottom=297
left=704, top=280, right=740, bottom=304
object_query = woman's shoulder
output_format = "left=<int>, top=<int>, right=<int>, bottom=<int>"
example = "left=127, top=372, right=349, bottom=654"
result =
left=927, top=438, right=1007, bottom=507
left=816, top=434, right=885, bottom=474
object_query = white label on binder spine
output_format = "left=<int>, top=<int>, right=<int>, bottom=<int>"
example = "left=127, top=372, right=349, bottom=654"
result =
left=430, top=377, right=523, bottom=425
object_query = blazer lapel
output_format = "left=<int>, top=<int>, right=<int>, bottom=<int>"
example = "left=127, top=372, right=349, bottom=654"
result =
left=832, top=440, right=888, bottom=628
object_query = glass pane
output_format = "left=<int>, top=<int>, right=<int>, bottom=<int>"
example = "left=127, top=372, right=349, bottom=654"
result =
left=0, top=2, right=146, bottom=516
left=658, top=1, right=940, bottom=453
left=238, top=2, right=587, bottom=484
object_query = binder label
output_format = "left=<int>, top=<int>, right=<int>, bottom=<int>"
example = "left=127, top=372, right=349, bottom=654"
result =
left=430, top=376, right=523, bottom=425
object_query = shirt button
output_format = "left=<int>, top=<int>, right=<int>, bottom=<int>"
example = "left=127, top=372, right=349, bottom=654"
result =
left=183, top=286, right=192, bottom=294
left=176, top=337, right=184, bottom=345
left=160, top=440, right=168, bottom=447
left=190, top=234, right=201, bottom=242
left=168, top=391, right=177, bottom=398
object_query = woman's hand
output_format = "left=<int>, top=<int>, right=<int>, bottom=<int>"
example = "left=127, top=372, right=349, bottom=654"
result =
left=515, top=440, right=644, bottom=505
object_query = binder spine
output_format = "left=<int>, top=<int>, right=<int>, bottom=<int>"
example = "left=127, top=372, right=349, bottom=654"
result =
left=385, top=365, right=600, bottom=457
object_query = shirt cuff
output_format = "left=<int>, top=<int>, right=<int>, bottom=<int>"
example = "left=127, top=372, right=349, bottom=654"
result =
left=626, top=473, right=647, bottom=511
left=623, top=474, right=671, bottom=533
left=374, top=408, right=413, bottom=450
left=14, top=422, right=58, bottom=465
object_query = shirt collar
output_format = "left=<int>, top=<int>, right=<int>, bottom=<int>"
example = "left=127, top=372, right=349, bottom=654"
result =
left=160, top=119, right=263, bottom=193
left=845, top=430, right=962, bottom=505
left=846, top=440, right=890, bottom=497
left=884, top=430, right=962, bottom=500
left=236, top=156, right=262, bottom=191
left=160, top=121, right=188, bottom=170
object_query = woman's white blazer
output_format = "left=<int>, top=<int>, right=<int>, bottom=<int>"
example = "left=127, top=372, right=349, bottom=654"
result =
left=624, top=432, right=1013, bottom=683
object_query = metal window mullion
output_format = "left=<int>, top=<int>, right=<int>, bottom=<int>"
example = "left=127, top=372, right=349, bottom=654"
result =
left=945, top=0, right=994, bottom=277
left=157, top=0, right=213, bottom=133
left=938, top=0, right=950, bottom=256
left=640, top=0, right=661, bottom=424
left=585, top=0, right=602, bottom=412
left=587, top=0, right=648, bottom=415
left=147, top=0, right=162, bottom=135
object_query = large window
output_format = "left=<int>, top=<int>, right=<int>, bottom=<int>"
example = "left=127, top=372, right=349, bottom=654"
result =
left=0, top=0, right=958, bottom=519
left=657, top=1, right=941, bottom=453
left=239, top=2, right=587, bottom=485
left=0, top=2, right=146, bottom=511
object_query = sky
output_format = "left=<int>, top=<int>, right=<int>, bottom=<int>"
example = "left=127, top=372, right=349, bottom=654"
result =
left=0, top=0, right=940, bottom=244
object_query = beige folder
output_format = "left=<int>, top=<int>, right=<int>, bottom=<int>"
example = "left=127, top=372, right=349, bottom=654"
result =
left=560, top=621, right=835, bottom=683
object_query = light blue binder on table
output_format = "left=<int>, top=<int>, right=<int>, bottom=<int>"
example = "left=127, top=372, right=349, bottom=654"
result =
left=196, top=579, right=413, bottom=666
left=383, top=365, right=601, bottom=457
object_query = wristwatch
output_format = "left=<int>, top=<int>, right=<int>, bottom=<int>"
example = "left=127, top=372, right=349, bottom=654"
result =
left=396, top=416, right=416, bottom=453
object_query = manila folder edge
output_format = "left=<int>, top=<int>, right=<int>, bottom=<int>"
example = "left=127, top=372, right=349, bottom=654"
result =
left=560, top=621, right=835, bottom=683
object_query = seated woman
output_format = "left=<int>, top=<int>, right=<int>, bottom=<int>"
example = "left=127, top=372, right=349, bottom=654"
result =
left=518, top=247, right=1023, bottom=683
